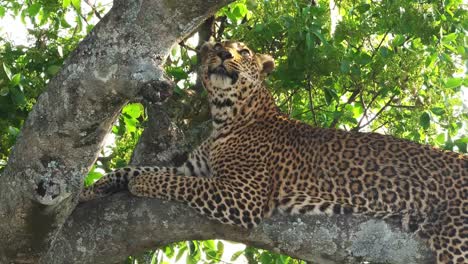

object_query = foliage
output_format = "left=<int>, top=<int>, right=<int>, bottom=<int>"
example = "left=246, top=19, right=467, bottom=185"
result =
left=0, top=0, right=466, bottom=263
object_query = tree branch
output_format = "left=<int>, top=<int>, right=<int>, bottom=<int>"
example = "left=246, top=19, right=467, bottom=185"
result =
left=44, top=194, right=435, bottom=264
left=307, top=76, right=318, bottom=126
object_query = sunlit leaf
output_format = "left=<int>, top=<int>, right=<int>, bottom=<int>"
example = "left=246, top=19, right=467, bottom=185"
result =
left=10, top=73, right=21, bottom=86
left=163, top=245, right=174, bottom=258
left=0, top=6, right=5, bottom=17
left=63, top=0, right=71, bottom=8
left=444, top=78, right=463, bottom=89
left=71, top=0, right=81, bottom=11
left=122, top=103, right=144, bottom=119
left=442, top=33, right=457, bottom=43
left=230, top=250, right=244, bottom=261
left=84, top=170, right=103, bottom=186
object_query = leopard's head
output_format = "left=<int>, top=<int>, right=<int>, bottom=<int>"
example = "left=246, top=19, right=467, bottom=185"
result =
left=199, top=41, right=275, bottom=97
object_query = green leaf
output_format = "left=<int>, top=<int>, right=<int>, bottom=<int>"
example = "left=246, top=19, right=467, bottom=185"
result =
left=63, top=0, right=71, bottom=8
left=454, top=138, right=467, bottom=153
left=0, top=6, right=5, bottom=17
left=230, top=250, right=244, bottom=261
left=305, top=32, right=313, bottom=50
left=444, top=78, right=463, bottom=89
left=430, top=107, right=445, bottom=116
left=232, top=4, right=247, bottom=20
left=442, top=33, right=457, bottom=43
left=435, top=133, right=445, bottom=145
left=61, top=17, right=72, bottom=28
left=0, top=87, right=9, bottom=96
left=456, top=45, right=465, bottom=56
left=8, top=126, right=19, bottom=137
left=167, top=67, right=188, bottom=80
left=419, top=112, right=430, bottom=130
left=3, top=63, right=12, bottom=80
left=350, top=64, right=361, bottom=77
left=10, top=86, right=26, bottom=106
left=163, top=245, right=174, bottom=258
left=217, top=241, right=224, bottom=259
left=323, top=87, right=338, bottom=105
left=203, top=240, right=216, bottom=250
left=27, top=3, right=41, bottom=17
left=175, top=245, right=187, bottom=262
left=379, top=47, right=390, bottom=58
left=71, top=0, right=81, bottom=11
left=84, top=171, right=103, bottom=186
left=340, top=60, right=350, bottom=73
left=356, top=52, right=372, bottom=65
left=311, top=29, right=328, bottom=46
left=10, top=73, right=21, bottom=86
left=259, top=252, right=273, bottom=264
left=122, top=103, right=144, bottom=119
left=356, top=4, right=370, bottom=14
left=392, top=34, right=405, bottom=47
left=47, top=65, right=62, bottom=76
left=246, top=0, right=258, bottom=10
left=123, top=117, right=137, bottom=133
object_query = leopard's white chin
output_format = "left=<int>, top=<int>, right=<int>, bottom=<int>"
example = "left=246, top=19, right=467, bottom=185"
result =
left=210, top=74, right=233, bottom=88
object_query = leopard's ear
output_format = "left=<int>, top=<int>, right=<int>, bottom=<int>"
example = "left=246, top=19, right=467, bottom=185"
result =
left=256, top=54, right=275, bottom=75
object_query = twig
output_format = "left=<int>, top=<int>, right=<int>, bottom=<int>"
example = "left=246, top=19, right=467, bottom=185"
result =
left=354, top=93, right=397, bottom=131
left=307, top=75, right=318, bottom=126
left=372, top=119, right=391, bottom=133
left=278, top=88, right=300, bottom=109
left=329, top=83, right=362, bottom=128
left=216, top=16, right=228, bottom=41
left=84, top=0, right=103, bottom=20
left=355, top=89, right=380, bottom=130
left=371, top=29, right=390, bottom=59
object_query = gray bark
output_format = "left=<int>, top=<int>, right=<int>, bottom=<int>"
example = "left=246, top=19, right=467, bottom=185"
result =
left=0, top=0, right=435, bottom=263
left=46, top=195, right=435, bottom=264
left=0, top=0, right=232, bottom=263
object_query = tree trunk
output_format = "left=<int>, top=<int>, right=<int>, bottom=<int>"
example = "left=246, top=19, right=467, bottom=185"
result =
left=0, top=0, right=435, bottom=263
left=0, top=1, right=232, bottom=263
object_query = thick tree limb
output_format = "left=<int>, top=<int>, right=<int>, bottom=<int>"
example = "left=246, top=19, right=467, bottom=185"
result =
left=0, top=0, right=232, bottom=262
left=46, top=195, right=435, bottom=264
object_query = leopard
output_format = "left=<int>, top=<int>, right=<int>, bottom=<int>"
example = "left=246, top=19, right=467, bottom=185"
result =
left=80, top=40, right=467, bottom=264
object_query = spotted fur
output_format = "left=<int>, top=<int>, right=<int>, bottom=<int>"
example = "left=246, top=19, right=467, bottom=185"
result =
left=81, top=41, right=467, bottom=264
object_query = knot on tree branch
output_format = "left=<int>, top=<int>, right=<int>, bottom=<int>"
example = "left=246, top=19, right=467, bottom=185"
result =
left=138, top=78, right=175, bottom=104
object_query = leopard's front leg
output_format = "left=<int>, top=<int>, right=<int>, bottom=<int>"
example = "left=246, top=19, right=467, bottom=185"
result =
left=79, top=140, right=212, bottom=202
left=128, top=167, right=271, bottom=229
left=79, top=166, right=178, bottom=201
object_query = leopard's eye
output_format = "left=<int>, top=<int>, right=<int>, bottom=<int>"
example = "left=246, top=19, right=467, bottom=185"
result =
left=213, top=43, right=223, bottom=51
left=239, top=49, right=251, bottom=58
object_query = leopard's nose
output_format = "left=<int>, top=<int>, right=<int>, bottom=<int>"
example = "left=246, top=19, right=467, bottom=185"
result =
left=217, top=50, right=233, bottom=61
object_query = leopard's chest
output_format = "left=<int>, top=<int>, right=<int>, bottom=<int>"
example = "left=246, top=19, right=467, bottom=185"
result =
left=208, top=125, right=273, bottom=176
